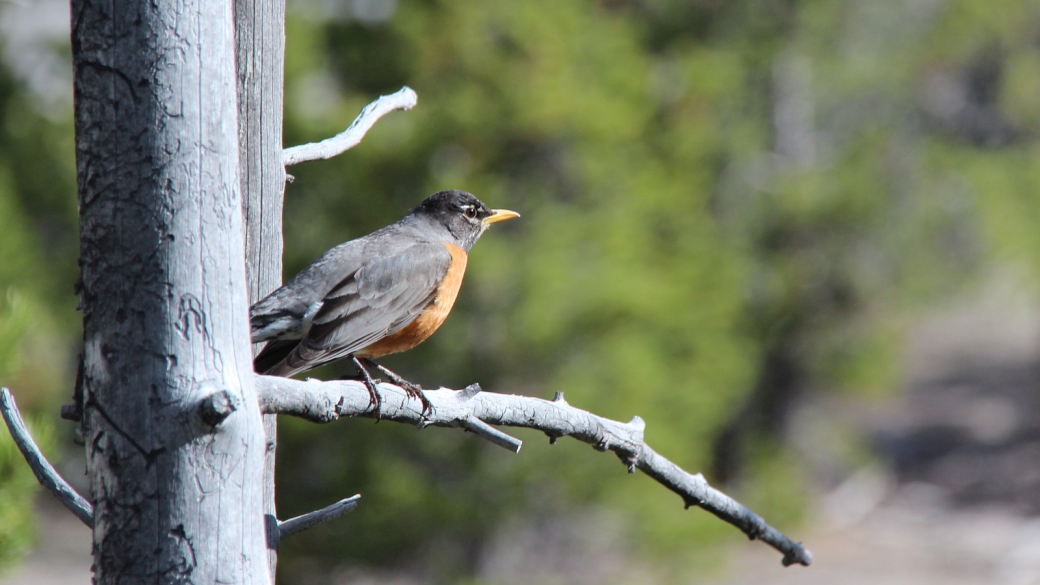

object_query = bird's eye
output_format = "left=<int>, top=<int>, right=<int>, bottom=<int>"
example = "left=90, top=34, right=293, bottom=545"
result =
left=464, top=206, right=477, bottom=219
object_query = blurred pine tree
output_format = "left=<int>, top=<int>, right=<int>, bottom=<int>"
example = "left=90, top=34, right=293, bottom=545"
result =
left=277, top=2, right=756, bottom=580
left=274, top=0, right=1040, bottom=581
left=4, top=0, right=1040, bottom=581
left=0, top=28, right=77, bottom=575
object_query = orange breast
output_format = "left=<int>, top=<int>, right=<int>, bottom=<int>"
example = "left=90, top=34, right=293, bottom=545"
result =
left=354, top=242, right=468, bottom=359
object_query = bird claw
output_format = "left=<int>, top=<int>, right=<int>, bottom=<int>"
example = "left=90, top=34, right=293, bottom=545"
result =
left=350, top=357, right=383, bottom=419
left=363, top=380, right=382, bottom=415
left=361, top=358, right=434, bottom=417
left=400, top=381, right=433, bottom=417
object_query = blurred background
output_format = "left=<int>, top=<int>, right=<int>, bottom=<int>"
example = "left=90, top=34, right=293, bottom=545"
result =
left=2, top=0, right=1040, bottom=583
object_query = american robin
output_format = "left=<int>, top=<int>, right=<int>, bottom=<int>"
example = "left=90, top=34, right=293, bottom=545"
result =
left=250, top=190, right=519, bottom=411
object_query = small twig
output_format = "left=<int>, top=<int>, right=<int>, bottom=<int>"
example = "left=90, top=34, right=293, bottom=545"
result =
left=282, top=87, right=418, bottom=166
left=256, top=377, right=813, bottom=566
left=278, top=494, right=361, bottom=539
left=0, top=388, right=94, bottom=528
left=460, top=416, right=522, bottom=453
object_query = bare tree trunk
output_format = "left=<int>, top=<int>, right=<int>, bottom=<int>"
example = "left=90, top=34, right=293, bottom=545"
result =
left=71, top=0, right=270, bottom=581
left=234, top=0, right=287, bottom=578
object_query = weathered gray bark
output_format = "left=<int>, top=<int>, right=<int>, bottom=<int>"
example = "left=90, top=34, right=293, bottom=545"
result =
left=72, top=0, right=270, bottom=581
left=236, top=0, right=286, bottom=297
left=256, top=378, right=814, bottom=567
left=234, top=0, right=286, bottom=578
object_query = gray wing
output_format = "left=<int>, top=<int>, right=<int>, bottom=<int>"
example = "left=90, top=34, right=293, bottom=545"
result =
left=272, top=243, right=452, bottom=376
left=250, top=239, right=368, bottom=343
left=250, top=224, right=425, bottom=343
left=250, top=295, right=320, bottom=343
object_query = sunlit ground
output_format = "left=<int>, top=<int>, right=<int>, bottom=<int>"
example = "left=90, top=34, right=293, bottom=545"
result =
left=710, top=269, right=1040, bottom=585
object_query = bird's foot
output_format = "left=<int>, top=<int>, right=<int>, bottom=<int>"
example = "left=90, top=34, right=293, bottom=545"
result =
left=362, top=359, right=434, bottom=416
left=350, top=357, right=383, bottom=417
left=399, top=380, right=432, bottom=416
left=337, top=372, right=382, bottom=385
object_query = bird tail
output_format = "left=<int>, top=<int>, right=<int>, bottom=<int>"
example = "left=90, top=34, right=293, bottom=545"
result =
left=253, top=340, right=300, bottom=376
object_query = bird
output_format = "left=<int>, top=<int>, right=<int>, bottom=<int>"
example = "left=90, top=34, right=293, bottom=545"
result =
left=250, top=190, right=519, bottom=412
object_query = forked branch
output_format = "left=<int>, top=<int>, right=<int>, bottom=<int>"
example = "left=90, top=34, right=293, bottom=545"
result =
left=282, top=87, right=418, bottom=167
left=255, top=377, right=813, bottom=567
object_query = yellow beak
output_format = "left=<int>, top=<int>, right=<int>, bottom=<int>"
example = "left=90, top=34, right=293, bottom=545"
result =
left=482, top=209, right=520, bottom=225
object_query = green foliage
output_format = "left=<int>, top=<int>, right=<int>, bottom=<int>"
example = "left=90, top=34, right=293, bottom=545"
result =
left=272, top=0, right=1040, bottom=579
left=0, top=289, right=30, bottom=384
left=0, top=414, right=49, bottom=574
left=0, top=184, right=51, bottom=573
left=5, top=0, right=1040, bottom=581
left=0, top=178, right=46, bottom=576
left=0, top=47, right=78, bottom=575
left=278, top=2, right=761, bottom=579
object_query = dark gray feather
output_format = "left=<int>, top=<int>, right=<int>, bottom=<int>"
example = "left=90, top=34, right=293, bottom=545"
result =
left=267, top=243, right=452, bottom=376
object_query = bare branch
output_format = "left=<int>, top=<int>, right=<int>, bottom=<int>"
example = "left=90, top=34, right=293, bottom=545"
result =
left=459, top=413, right=523, bottom=453
left=0, top=388, right=94, bottom=528
left=282, top=87, right=418, bottom=166
left=278, top=494, right=361, bottom=539
left=255, top=377, right=813, bottom=567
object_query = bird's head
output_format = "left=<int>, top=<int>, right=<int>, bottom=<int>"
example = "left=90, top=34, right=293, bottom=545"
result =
left=411, top=190, right=519, bottom=251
